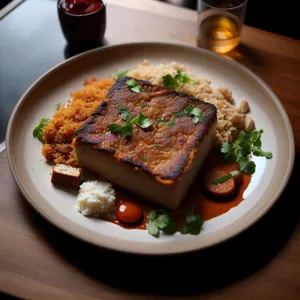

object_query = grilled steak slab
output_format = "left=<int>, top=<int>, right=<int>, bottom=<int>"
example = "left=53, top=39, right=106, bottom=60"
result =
left=74, top=77, right=217, bottom=210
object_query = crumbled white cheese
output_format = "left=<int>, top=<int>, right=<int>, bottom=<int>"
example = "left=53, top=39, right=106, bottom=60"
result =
left=76, top=181, right=116, bottom=217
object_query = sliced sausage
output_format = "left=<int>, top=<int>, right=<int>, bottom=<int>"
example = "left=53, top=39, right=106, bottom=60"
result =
left=204, top=168, right=235, bottom=196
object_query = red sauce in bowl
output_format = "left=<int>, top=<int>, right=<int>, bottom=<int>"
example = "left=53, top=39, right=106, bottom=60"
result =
left=59, top=0, right=103, bottom=15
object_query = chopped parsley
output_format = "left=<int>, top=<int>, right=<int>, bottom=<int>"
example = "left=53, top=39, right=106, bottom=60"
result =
left=132, top=113, right=153, bottom=129
left=154, top=144, right=160, bottom=148
left=157, top=118, right=175, bottom=127
left=147, top=205, right=204, bottom=237
left=108, top=105, right=153, bottom=138
left=175, top=104, right=203, bottom=124
left=212, top=170, right=240, bottom=184
left=162, top=71, right=196, bottom=89
left=142, top=155, right=147, bottom=161
left=108, top=122, right=133, bottom=138
left=33, top=118, right=49, bottom=143
left=221, top=129, right=273, bottom=175
left=113, top=69, right=129, bottom=79
left=56, top=103, right=61, bottom=110
left=181, top=206, right=203, bottom=235
left=126, top=79, right=143, bottom=93
left=116, top=104, right=132, bottom=122
left=147, top=209, right=177, bottom=237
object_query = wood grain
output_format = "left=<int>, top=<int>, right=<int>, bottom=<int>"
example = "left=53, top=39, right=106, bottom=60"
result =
left=1, top=0, right=300, bottom=299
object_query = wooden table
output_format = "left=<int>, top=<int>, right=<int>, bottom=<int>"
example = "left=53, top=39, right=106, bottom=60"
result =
left=1, top=0, right=300, bottom=299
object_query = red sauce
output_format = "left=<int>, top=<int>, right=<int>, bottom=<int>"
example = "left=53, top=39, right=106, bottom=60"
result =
left=104, top=147, right=251, bottom=230
left=59, top=0, right=103, bottom=15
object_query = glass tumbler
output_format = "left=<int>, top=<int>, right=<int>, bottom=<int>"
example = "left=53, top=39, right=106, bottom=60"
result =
left=197, top=0, right=248, bottom=54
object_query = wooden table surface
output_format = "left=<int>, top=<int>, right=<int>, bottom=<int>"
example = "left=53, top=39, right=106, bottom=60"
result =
left=1, top=0, right=300, bottom=299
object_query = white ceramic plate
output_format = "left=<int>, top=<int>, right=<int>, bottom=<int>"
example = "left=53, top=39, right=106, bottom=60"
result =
left=6, top=42, right=294, bottom=255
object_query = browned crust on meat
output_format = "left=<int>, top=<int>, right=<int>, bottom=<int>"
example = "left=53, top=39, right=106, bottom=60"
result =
left=74, top=77, right=217, bottom=180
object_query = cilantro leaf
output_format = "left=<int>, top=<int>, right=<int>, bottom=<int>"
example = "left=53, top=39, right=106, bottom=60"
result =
left=250, top=130, right=262, bottom=147
left=162, top=71, right=196, bottom=89
left=147, top=209, right=177, bottom=237
left=111, top=106, right=152, bottom=138
left=148, top=220, right=160, bottom=237
left=164, top=120, right=175, bottom=127
left=155, top=215, right=177, bottom=234
left=157, top=118, right=176, bottom=127
left=162, top=74, right=177, bottom=89
left=181, top=208, right=203, bottom=235
left=116, top=105, right=132, bottom=122
left=179, top=72, right=196, bottom=84
left=154, top=144, right=160, bottom=148
left=220, top=129, right=273, bottom=175
left=148, top=210, right=157, bottom=220
left=56, top=103, right=61, bottom=110
left=238, top=156, right=256, bottom=174
left=185, top=105, right=193, bottom=113
left=155, top=214, right=170, bottom=229
left=224, top=152, right=236, bottom=164
left=131, top=85, right=143, bottom=93
left=115, top=69, right=129, bottom=79
left=120, top=121, right=133, bottom=138
left=133, top=113, right=153, bottom=129
left=108, top=123, right=122, bottom=133
left=142, top=155, right=147, bottom=161
left=175, top=105, right=203, bottom=124
left=126, top=79, right=143, bottom=93
left=252, top=147, right=273, bottom=159
left=126, top=79, right=136, bottom=87
left=108, top=121, right=133, bottom=138
left=192, top=116, right=201, bottom=124
left=175, top=112, right=186, bottom=118
left=221, top=142, right=232, bottom=153
left=33, top=118, right=50, bottom=143
left=191, top=107, right=202, bottom=117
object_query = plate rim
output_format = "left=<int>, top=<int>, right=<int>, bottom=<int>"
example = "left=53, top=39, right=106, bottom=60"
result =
left=5, top=41, right=295, bottom=255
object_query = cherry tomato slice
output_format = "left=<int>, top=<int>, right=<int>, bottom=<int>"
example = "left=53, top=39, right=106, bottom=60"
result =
left=116, top=201, right=143, bottom=223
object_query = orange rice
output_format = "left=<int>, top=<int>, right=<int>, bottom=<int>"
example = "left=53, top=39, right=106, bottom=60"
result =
left=42, top=77, right=115, bottom=166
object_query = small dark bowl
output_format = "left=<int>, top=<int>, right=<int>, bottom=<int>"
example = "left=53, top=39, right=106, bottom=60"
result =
left=57, top=0, right=106, bottom=48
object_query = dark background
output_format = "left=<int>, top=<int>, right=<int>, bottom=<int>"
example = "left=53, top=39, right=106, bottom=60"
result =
left=1, top=0, right=298, bottom=39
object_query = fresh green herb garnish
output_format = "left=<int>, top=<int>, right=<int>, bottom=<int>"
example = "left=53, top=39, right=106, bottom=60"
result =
left=108, top=121, right=133, bottom=138
left=114, top=69, right=129, bottom=79
left=56, top=103, right=61, bottom=110
left=154, top=144, right=160, bottom=148
left=221, top=129, right=273, bottom=175
left=142, top=155, right=147, bottom=161
left=212, top=170, right=240, bottom=184
left=162, top=71, right=196, bottom=89
left=33, top=118, right=49, bottom=143
left=132, top=113, right=153, bottom=129
left=109, top=105, right=153, bottom=138
left=157, top=118, right=176, bottom=127
left=181, top=206, right=203, bottom=235
left=116, top=104, right=132, bottom=122
left=131, top=85, right=143, bottom=93
left=175, top=104, right=203, bottom=124
left=147, top=209, right=177, bottom=237
left=126, top=79, right=143, bottom=93
left=126, top=79, right=136, bottom=86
